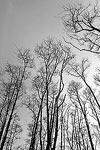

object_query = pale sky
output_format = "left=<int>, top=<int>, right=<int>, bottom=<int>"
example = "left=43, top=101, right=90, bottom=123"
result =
left=0, top=0, right=96, bottom=65
left=0, top=0, right=65, bottom=65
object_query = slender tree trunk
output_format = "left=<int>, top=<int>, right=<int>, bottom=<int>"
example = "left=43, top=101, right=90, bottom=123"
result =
left=52, top=106, right=58, bottom=150
left=0, top=98, right=17, bottom=150
left=76, top=91, right=95, bottom=150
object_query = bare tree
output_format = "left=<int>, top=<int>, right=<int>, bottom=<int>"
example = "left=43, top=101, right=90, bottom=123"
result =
left=0, top=49, right=34, bottom=150
left=62, top=1, right=100, bottom=54
left=68, top=80, right=95, bottom=150
left=4, top=113, right=22, bottom=150
left=63, top=57, right=100, bottom=150
left=24, top=38, right=74, bottom=150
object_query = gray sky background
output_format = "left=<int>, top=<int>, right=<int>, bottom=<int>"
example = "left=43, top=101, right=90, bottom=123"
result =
left=0, top=0, right=96, bottom=65
left=0, top=0, right=65, bottom=65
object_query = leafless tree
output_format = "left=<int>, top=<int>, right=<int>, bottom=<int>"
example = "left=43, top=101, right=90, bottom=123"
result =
left=62, top=1, right=100, bottom=54
left=68, top=80, right=95, bottom=150
left=61, top=3, right=100, bottom=147
left=23, top=38, right=74, bottom=150
left=4, top=113, right=22, bottom=150
left=0, top=49, right=34, bottom=150
left=62, top=57, right=100, bottom=150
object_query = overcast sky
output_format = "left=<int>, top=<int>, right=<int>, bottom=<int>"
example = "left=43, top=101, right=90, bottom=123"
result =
left=0, top=0, right=66, bottom=65
left=0, top=0, right=96, bottom=65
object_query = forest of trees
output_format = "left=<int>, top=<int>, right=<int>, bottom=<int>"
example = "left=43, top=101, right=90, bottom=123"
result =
left=1, top=1, right=100, bottom=150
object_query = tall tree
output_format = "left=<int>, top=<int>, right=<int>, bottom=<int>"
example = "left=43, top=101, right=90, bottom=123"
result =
left=0, top=49, right=34, bottom=150
left=24, top=39, right=74, bottom=150
left=62, top=1, right=100, bottom=54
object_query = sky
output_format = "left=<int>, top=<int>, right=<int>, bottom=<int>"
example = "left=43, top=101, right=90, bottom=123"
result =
left=0, top=0, right=65, bottom=65
left=0, top=0, right=96, bottom=65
